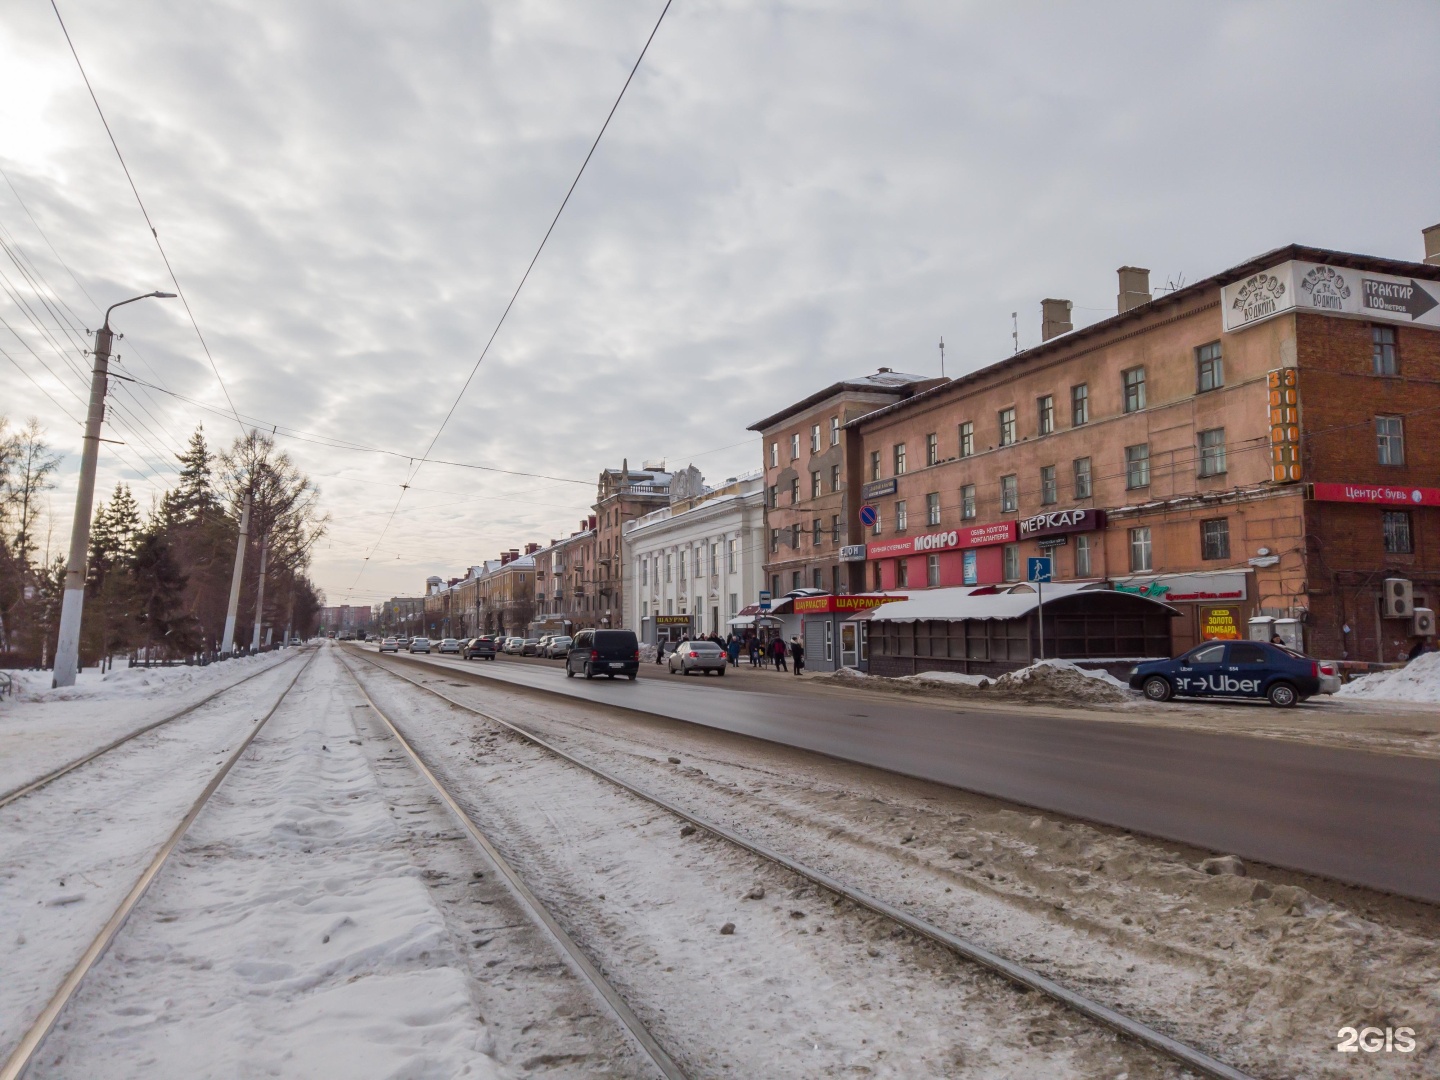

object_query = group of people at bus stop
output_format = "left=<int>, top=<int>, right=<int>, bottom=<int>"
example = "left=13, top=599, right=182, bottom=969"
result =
left=656, top=631, right=805, bottom=675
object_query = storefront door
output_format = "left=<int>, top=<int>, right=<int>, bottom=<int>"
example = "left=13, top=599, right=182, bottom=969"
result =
left=841, top=623, right=857, bottom=667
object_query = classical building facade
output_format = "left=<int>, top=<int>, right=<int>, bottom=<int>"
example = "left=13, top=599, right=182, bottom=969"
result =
left=748, top=370, right=944, bottom=599
left=845, top=235, right=1440, bottom=661
left=624, top=472, right=766, bottom=643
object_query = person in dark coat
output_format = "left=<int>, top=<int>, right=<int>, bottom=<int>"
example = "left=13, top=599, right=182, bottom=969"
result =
left=790, top=636, right=805, bottom=675
left=772, top=636, right=788, bottom=672
left=748, top=636, right=760, bottom=667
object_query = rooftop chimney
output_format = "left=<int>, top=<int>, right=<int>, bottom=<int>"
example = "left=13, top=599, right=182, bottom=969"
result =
left=500, top=552, right=512, bottom=565
left=1040, top=298, right=1073, bottom=342
left=1117, top=266, right=1152, bottom=312
left=1424, top=223, right=1440, bottom=266
left=877, top=367, right=892, bottom=373
left=525, top=542, right=539, bottom=555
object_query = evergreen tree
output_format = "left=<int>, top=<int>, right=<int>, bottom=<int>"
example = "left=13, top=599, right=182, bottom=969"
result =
left=163, top=425, right=217, bottom=525
left=132, top=531, right=197, bottom=653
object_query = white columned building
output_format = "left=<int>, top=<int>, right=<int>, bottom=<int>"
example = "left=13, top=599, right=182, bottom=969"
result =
left=623, top=471, right=765, bottom=645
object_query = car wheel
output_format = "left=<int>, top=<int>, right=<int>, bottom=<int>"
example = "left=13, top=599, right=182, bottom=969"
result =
left=1142, top=675, right=1173, bottom=702
left=627, top=673, right=637, bottom=681
left=718, top=668, right=725, bottom=676
left=1267, top=681, right=1298, bottom=708
left=584, top=664, right=594, bottom=680
left=566, top=665, right=574, bottom=678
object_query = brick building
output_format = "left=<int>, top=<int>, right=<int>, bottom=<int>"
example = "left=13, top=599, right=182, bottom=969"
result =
left=844, top=233, right=1440, bottom=662
left=593, top=463, right=670, bottom=629
left=531, top=524, right=598, bottom=634
left=748, top=370, right=943, bottom=599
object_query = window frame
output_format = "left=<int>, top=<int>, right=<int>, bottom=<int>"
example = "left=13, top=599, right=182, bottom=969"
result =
left=811, top=470, right=822, bottom=499
left=1123, top=367, right=1147, bottom=413
left=830, top=463, right=841, bottom=492
left=893, top=443, right=907, bottom=475
left=1073, top=456, right=1092, bottom=499
left=959, top=421, right=974, bottom=457
left=1040, top=465, right=1057, bottom=506
left=1071, top=383, right=1089, bottom=426
left=1075, top=533, right=1093, bottom=577
left=790, top=433, right=800, bottom=459
left=1383, top=509, right=1413, bottom=554
left=895, top=499, right=908, bottom=532
left=1129, top=526, right=1153, bottom=572
left=1037, top=395, right=1054, bottom=436
left=1125, top=443, right=1151, bottom=489
left=1200, top=517, right=1230, bottom=561
left=1198, top=428, right=1227, bottom=477
left=926, top=491, right=941, bottom=526
left=1376, top=415, right=1404, bottom=465
left=1372, top=325, right=1398, bottom=376
left=926, top=432, right=939, bottom=467
left=926, top=552, right=941, bottom=587
left=1000, top=474, right=1018, bottom=513
left=1002, top=544, right=1020, bottom=582
left=998, top=407, right=1017, bottom=447
left=810, top=423, right=821, bottom=452
left=960, top=483, right=976, bottom=520
left=830, top=415, right=840, bottom=445
left=869, top=450, right=881, bottom=482
left=1196, top=341, right=1224, bottom=393
left=896, top=558, right=909, bottom=588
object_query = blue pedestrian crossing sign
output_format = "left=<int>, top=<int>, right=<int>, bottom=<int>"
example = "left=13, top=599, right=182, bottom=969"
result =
left=1027, top=557, right=1053, bottom=583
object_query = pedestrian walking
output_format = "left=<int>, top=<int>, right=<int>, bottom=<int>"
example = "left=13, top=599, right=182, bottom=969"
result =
left=727, top=636, right=741, bottom=665
left=748, top=637, right=760, bottom=667
left=772, top=637, right=788, bottom=672
left=790, top=636, right=805, bottom=676
left=656, top=640, right=667, bottom=665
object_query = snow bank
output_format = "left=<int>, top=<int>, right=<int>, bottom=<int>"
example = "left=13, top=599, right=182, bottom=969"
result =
left=3, top=652, right=285, bottom=704
left=817, top=658, right=1134, bottom=705
left=1337, top=651, right=1440, bottom=704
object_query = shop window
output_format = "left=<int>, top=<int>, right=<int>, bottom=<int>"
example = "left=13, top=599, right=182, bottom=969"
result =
left=1200, top=518, right=1230, bottom=561
left=1197, top=341, right=1224, bottom=392
left=1373, top=326, right=1397, bottom=375
left=1198, top=428, right=1227, bottom=477
left=1000, top=474, right=1018, bottom=513
left=961, top=484, right=976, bottom=520
left=926, top=433, right=939, bottom=467
left=1129, top=526, right=1153, bottom=572
left=1073, top=457, right=1092, bottom=499
left=959, top=421, right=974, bottom=457
left=926, top=491, right=941, bottom=526
left=1075, top=533, right=1093, bottom=577
left=897, top=559, right=909, bottom=588
left=927, top=553, right=940, bottom=587
left=1125, top=443, right=1150, bottom=489
left=1002, top=544, right=1020, bottom=581
left=1383, top=510, right=1413, bottom=554
left=999, top=407, right=1017, bottom=446
left=1040, top=465, right=1057, bottom=505
left=1071, top=383, right=1089, bottom=426
left=873, top=563, right=883, bottom=591
left=1377, top=416, right=1404, bottom=465
left=1037, top=395, right=1054, bottom=436
left=1123, top=367, right=1146, bottom=412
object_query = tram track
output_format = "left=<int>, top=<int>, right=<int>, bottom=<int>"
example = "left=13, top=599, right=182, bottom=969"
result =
left=0, top=651, right=316, bottom=1080
left=347, top=647, right=1257, bottom=1080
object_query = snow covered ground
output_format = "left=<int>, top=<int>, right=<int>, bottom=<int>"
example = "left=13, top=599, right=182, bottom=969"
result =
left=1337, top=650, right=1440, bottom=704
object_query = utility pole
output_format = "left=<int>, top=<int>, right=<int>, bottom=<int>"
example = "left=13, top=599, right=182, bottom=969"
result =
left=250, top=531, right=270, bottom=651
left=52, top=291, right=174, bottom=687
left=221, top=489, right=251, bottom=656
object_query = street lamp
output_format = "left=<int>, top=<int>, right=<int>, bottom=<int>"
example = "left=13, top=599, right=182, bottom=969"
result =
left=52, top=292, right=177, bottom=687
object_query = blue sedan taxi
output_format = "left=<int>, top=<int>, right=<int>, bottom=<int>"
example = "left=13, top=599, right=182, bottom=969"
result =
left=1129, top=640, right=1336, bottom=707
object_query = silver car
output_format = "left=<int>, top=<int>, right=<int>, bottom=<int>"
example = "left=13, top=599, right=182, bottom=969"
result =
left=545, top=635, right=573, bottom=658
left=408, top=637, right=432, bottom=654
left=668, top=640, right=727, bottom=676
left=437, top=638, right=462, bottom=654
left=379, top=637, right=400, bottom=653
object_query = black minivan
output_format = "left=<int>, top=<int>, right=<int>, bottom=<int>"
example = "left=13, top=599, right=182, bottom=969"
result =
left=566, top=629, right=640, bottom=680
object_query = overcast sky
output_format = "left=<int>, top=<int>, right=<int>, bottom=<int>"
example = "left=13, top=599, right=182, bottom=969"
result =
left=2, top=0, right=1437, bottom=606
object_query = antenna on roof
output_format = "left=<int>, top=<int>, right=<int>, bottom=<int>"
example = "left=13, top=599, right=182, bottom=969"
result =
left=938, top=336, right=945, bottom=378
left=1011, top=312, right=1019, bottom=354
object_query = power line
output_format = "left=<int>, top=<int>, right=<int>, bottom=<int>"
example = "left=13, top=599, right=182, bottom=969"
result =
left=49, top=0, right=245, bottom=436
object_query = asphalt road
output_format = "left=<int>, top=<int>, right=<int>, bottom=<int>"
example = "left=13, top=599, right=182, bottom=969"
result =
left=358, top=645, right=1440, bottom=904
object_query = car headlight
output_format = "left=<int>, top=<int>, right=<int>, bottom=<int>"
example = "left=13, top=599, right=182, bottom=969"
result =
left=1128, top=666, right=1139, bottom=677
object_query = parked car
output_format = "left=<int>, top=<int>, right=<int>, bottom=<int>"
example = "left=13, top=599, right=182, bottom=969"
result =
left=463, top=636, right=498, bottom=660
left=1129, top=640, right=1336, bottom=707
left=668, top=640, right=728, bottom=676
left=408, top=637, right=432, bottom=654
left=520, top=638, right=543, bottom=656
left=502, top=637, right=526, bottom=654
left=437, top=637, right=462, bottom=654
left=544, top=635, right=573, bottom=658
left=566, top=629, right=640, bottom=680
left=379, top=637, right=400, bottom=653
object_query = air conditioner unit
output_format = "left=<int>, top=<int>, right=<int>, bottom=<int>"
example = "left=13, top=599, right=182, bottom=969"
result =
left=1382, top=578, right=1414, bottom=619
left=1414, top=608, right=1436, bottom=637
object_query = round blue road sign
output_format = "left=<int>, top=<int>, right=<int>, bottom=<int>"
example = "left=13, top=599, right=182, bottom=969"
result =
left=859, top=504, right=878, bottom=527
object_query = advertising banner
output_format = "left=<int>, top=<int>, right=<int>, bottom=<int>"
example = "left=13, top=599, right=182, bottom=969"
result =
left=791, top=594, right=908, bottom=615
left=1312, top=483, right=1440, bottom=507
left=1017, top=507, right=1106, bottom=539
left=1114, top=572, right=1248, bottom=603
left=866, top=520, right=1015, bottom=559
left=1222, top=260, right=1440, bottom=333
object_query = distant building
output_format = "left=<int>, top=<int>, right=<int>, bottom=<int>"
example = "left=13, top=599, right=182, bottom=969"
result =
left=319, top=605, right=373, bottom=633
left=594, top=462, right=671, bottom=629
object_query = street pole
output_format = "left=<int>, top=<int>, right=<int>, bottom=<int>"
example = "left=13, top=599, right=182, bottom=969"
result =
left=1037, top=574, right=1045, bottom=661
left=221, top=489, right=251, bottom=655
left=52, top=291, right=175, bottom=687
left=250, top=531, right=270, bottom=651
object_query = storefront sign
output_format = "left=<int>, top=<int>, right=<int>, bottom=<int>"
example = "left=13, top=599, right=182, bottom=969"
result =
left=866, top=520, right=1015, bottom=559
left=1017, top=507, right=1105, bottom=539
left=962, top=549, right=978, bottom=585
left=1311, top=483, right=1440, bottom=507
left=861, top=478, right=898, bottom=499
left=1113, top=572, right=1248, bottom=603
left=839, top=544, right=868, bottom=562
left=654, top=614, right=693, bottom=625
left=1201, top=607, right=1242, bottom=640
left=792, top=594, right=907, bottom=614
left=1222, top=260, right=1440, bottom=332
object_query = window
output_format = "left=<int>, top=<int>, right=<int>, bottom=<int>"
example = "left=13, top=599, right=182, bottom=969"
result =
left=790, top=433, right=800, bottom=459
left=678, top=550, right=686, bottom=580
left=1000, top=474, right=1018, bottom=513
left=1075, top=533, right=1093, bottom=577
left=641, top=600, right=648, bottom=618
left=769, top=529, right=779, bottom=554
left=871, top=509, right=882, bottom=536
left=873, top=564, right=883, bottom=592
left=1373, top=326, right=1397, bottom=375
left=1197, top=341, right=1224, bottom=392
left=665, top=553, right=673, bottom=581
left=926, top=491, right=941, bottom=526
left=959, top=421, right=974, bottom=457
left=812, top=518, right=822, bottom=545
left=1003, top=544, right=1020, bottom=581
left=960, top=484, right=976, bottom=520
left=926, top=432, right=939, bottom=467
left=1038, top=395, right=1054, bottom=436
left=770, top=442, right=778, bottom=468
left=709, top=541, right=718, bottom=575
left=811, top=470, right=822, bottom=498
left=927, top=553, right=940, bottom=587
left=894, top=443, right=907, bottom=475
left=1040, top=465, right=1057, bottom=505
left=1073, top=457, right=1092, bottom=499
left=790, top=524, right=801, bottom=549
left=767, top=484, right=777, bottom=508
left=771, top=573, right=780, bottom=596
left=811, top=424, right=821, bottom=451
left=729, top=593, right=738, bottom=616
left=727, top=538, right=738, bottom=573
left=830, top=464, right=841, bottom=492
left=832, top=565, right=841, bottom=593
left=1125, top=444, right=1151, bottom=489
left=1383, top=510, right=1413, bottom=554
left=896, top=559, right=909, bottom=587
left=895, top=500, right=908, bottom=531
left=1377, top=415, right=1404, bottom=465
left=792, top=571, right=802, bottom=590
left=831, top=514, right=840, bottom=542
left=999, top=407, right=1017, bottom=446
left=640, top=558, right=648, bottom=586
left=1129, top=526, right=1153, bottom=572
left=666, top=598, right=674, bottom=615
left=1198, top=428, right=1227, bottom=477
left=869, top=450, right=881, bottom=481
left=1071, top=383, right=1089, bottom=426
left=812, top=567, right=823, bottom=590
left=790, top=477, right=800, bottom=503
left=1123, top=367, right=1146, bottom=412
left=830, top=415, right=840, bottom=445
left=1201, top=518, right=1230, bottom=561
